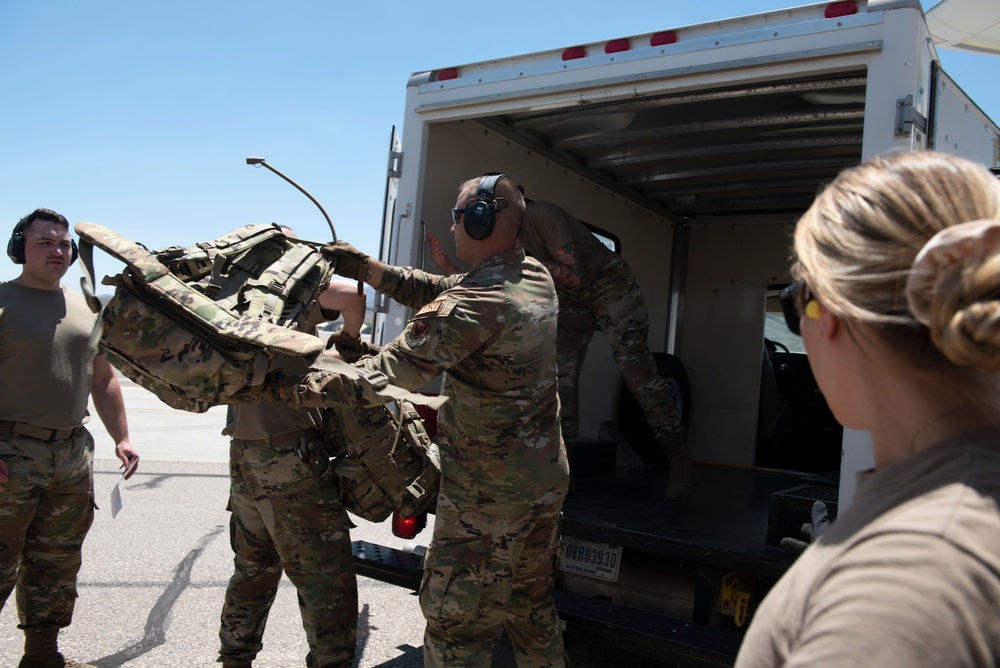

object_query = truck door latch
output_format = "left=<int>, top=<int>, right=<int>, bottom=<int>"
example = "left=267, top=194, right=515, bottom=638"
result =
left=720, top=571, right=752, bottom=627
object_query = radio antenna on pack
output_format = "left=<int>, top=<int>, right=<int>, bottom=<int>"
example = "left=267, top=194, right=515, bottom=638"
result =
left=246, top=156, right=336, bottom=242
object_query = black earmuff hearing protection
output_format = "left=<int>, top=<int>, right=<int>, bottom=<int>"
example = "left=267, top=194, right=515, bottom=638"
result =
left=7, top=213, right=79, bottom=265
left=7, top=215, right=31, bottom=264
left=462, top=173, right=507, bottom=241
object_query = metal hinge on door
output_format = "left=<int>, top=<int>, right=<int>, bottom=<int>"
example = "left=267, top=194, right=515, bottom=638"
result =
left=387, top=150, right=403, bottom=178
left=895, top=95, right=927, bottom=137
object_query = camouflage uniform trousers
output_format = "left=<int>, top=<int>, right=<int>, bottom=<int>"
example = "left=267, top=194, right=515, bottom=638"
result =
left=0, top=427, right=95, bottom=630
left=219, top=433, right=357, bottom=668
left=556, top=252, right=684, bottom=447
left=420, top=494, right=566, bottom=668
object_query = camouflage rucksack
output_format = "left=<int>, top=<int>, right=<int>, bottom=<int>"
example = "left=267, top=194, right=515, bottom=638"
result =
left=75, top=221, right=440, bottom=519
left=76, top=222, right=331, bottom=412
left=325, top=399, right=440, bottom=522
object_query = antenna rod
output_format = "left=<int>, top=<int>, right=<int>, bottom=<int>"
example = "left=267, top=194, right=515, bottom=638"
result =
left=246, top=156, right=337, bottom=242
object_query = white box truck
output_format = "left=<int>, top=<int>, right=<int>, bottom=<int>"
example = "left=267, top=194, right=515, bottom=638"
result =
left=352, top=1, right=1000, bottom=664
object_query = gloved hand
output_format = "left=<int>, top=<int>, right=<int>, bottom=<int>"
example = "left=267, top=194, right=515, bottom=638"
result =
left=780, top=501, right=832, bottom=555
left=326, top=241, right=370, bottom=282
left=226, top=372, right=285, bottom=404
left=326, top=330, right=368, bottom=363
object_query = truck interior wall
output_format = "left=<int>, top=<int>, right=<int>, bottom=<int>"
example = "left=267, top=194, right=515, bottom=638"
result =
left=421, top=120, right=675, bottom=439
left=679, top=220, right=796, bottom=468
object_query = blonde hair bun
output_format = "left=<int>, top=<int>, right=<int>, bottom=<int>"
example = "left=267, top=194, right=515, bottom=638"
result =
left=908, top=219, right=1000, bottom=371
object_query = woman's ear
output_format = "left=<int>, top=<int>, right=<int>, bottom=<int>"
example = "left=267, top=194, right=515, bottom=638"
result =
left=817, top=303, right=839, bottom=340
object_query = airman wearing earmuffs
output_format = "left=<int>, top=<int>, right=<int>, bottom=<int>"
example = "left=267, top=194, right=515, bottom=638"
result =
left=0, top=208, right=139, bottom=668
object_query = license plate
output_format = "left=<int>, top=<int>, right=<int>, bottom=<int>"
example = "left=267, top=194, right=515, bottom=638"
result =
left=559, top=536, right=622, bottom=582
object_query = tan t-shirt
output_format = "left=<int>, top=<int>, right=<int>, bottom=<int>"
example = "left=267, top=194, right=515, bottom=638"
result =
left=518, top=201, right=611, bottom=285
left=225, top=353, right=323, bottom=439
left=736, top=429, right=1000, bottom=667
left=0, top=281, right=98, bottom=429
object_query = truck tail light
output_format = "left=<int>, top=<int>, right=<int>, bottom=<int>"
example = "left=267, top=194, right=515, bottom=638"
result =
left=437, top=68, right=459, bottom=81
left=651, top=31, right=678, bottom=47
left=605, top=39, right=631, bottom=54
left=824, top=1, right=858, bottom=18
left=562, top=47, right=587, bottom=61
left=392, top=509, right=428, bottom=539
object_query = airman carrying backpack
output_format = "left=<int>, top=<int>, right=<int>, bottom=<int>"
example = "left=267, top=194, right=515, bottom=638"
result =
left=74, top=222, right=440, bottom=521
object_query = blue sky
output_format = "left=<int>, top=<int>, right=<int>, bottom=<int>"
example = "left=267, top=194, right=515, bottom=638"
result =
left=1, top=1, right=994, bottom=287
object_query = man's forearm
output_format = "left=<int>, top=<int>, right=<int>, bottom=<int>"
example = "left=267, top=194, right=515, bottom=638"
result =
left=542, top=259, right=582, bottom=289
left=91, top=359, right=130, bottom=444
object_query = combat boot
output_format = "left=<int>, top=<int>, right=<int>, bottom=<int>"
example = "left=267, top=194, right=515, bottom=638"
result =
left=19, top=628, right=96, bottom=668
left=221, top=662, right=253, bottom=668
left=19, top=657, right=96, bottom=668
left=664, top=443, right=695, bottom=501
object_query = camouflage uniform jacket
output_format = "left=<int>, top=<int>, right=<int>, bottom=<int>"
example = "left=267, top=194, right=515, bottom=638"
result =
left=366, top=247, right=569, bottom=513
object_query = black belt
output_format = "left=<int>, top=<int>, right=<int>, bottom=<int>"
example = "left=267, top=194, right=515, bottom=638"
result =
left=0, top=420, right=85, bottom=442
left=233, top=428, right=323, bottom=449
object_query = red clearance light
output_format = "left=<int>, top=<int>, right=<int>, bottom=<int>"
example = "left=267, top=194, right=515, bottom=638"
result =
left=650, top=31, right=678, bottom=46
left=437, top=68, right=459, bottom=81
left=824, top=1, right=858, bottom=18
left=605, top=39, right=630, bottom=54
left=392, top=509, right=428, bottom=539
left=562, top=46, right=587, bottom=61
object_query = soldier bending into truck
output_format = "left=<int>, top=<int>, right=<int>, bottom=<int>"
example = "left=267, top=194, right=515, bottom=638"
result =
left=429, top=196, right=693, bottom=499
left=241, top=173, right=570, bottom=668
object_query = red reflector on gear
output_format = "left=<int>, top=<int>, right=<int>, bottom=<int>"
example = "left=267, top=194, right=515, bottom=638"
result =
left=605, top=39, right=630, bottom=54
left=414, top=399, right=438, bottom=438
left=562, top=46, right=586, bottom=61
left=437, top=68, right=459, bottom=81
left=392, top=509, right=428, bottom=539
left=824, top=1, right=858, bottom=18
left=650, top=31, right=678, bottom=46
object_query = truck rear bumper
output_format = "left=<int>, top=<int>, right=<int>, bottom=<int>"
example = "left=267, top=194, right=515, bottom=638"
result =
left=352, top=540, right=742, bottom=666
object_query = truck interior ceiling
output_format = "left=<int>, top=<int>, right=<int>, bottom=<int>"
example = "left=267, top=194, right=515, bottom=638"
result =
left=474, top=69, right=868, bottom=222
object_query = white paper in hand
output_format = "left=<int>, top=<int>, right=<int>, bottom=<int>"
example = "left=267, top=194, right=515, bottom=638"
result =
left=110, top=460, right=139, bottom=519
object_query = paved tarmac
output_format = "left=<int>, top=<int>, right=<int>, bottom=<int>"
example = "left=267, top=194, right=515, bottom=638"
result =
left=0, top=378, right=482, bottom=668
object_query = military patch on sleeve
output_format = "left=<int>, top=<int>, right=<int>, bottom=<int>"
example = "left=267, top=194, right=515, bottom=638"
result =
left=405, top=320, right=432, bottom=348
left=402, top=298, right=458, bottom=353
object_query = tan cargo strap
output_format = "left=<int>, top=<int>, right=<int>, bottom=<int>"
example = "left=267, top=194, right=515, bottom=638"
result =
left=406, top=466, right=439, bottom=499
left=0, top=420, right=85, bottom=442
left=232, top=427, right=323, bottom=449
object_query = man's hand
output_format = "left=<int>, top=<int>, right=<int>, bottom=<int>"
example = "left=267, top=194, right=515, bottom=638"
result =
left=227, top=373, right=284, bottom=404
left=325, top=330, right=381, bottom=364
left=326, top=241, right=370, bottom=282
left=780, top=501, right=832, bottom=555
left=327, top=330, right=364, bottom=363
left=426, top=232, right=460, bottom=275
left=115, top=442, right=140, bottom=480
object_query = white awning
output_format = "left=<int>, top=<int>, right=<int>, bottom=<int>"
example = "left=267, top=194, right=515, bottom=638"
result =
left=926, top=0, right=1000, bottom=54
